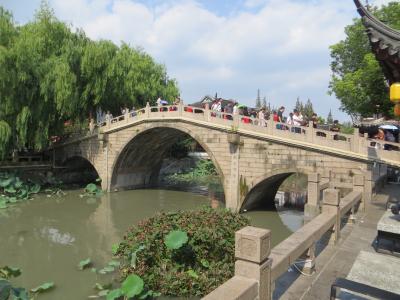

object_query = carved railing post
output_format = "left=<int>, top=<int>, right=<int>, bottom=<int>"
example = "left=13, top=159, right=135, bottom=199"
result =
left=235, top=227, right=272, bottom=300
left=353, top=175, right=365, bottom=213
left=322, top=189, right=341, bottom=245
left=304, top=173, right=321, bottom=222
left=307, top=121, right=315, bottom=143
left=178, top=101, right=183, bottom=117
left=145, top=102, right=150, bottom=118
left=267, top=118, right=274, bottom=135
left=352, top=127, right=360, bottom=153
left=205, top=103, right=210, bottom=122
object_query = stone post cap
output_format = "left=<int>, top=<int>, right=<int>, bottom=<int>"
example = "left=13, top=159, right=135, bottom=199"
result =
left=308, top=173, right=320, bottom=183
left=353, top=175, right=364, bottom=186
left=323, top=189, right=340, bottom=206
left=235, top=226, right=271, bottom=264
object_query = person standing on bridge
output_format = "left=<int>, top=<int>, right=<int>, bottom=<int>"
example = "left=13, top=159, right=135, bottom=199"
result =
left=156, top=97, right=162, bottom=107
left=258, top=108, right=266, bottom=127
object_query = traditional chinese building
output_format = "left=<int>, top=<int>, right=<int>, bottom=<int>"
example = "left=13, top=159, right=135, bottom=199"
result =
left=354, top=0, right=400, bottom=84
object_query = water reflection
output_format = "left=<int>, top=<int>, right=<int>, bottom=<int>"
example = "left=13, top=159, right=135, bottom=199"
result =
left=0, top=189, right=302, bottom=299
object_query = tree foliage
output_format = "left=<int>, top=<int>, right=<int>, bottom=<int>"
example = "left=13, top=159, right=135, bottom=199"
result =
left=329, top=2, right=400, bottom=119
left=0, top=2, right=179, bottom=158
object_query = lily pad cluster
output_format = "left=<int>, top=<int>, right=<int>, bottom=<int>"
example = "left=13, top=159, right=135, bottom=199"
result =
left=116, top=206, right=249, bottom=297
left=0, top=265, right=54, bottom=299
left=81, top=180, right=103, bottom=198
left=0, top=173, right=41, bottom=209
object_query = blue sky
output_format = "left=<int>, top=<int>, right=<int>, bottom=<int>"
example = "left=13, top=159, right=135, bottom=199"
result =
left=0, top=0, right=392, bottom=121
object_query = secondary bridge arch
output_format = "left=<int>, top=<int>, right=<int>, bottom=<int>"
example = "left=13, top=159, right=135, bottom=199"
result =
left=240, top=169, right=307, bottom=212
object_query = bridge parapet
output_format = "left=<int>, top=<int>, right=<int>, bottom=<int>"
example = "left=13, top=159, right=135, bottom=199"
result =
left=203, top=186, right=363, bottom=300
left=94, top=102, right=400, bottom=168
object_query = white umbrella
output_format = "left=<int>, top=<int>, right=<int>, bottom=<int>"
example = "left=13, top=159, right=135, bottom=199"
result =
left=379, top=124, right=399, bottom=130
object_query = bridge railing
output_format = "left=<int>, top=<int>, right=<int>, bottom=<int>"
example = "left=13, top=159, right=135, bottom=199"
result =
left=203, top=187, right=363, bottom=300
left=94, top=102, right=399, bottom=165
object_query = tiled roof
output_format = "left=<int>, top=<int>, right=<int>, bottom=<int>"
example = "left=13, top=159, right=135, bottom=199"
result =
left=354, top=0, right=400, bottom=83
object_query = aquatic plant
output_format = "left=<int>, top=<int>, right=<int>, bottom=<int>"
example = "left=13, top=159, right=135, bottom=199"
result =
left=0, top=265, right=54, bottom=299
left=0, top=173, right=41, bottom=209
left=116, top=206, right=249, bottom=297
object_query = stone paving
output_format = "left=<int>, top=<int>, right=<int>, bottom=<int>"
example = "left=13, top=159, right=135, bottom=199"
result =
left=277, top=183, right=400, bottom=300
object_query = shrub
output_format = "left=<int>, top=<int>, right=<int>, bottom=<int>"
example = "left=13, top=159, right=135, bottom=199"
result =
left=116, top=207, right=249, bottom=297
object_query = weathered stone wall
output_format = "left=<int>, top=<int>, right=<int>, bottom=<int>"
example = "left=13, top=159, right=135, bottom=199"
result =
left=56, top=119, right=379, bottom=212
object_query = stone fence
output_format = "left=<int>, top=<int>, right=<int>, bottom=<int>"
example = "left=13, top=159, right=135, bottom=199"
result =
left=203, top=187, right=363, bottom=300
left=97, top=102, right=400, bottom=168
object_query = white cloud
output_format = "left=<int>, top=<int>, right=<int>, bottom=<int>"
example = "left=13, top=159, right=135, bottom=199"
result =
left=46, top=0, right=368, bottom=120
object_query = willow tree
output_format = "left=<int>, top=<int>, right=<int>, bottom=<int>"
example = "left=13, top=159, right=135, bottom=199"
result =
left=0, top=3, right=179, bottom=159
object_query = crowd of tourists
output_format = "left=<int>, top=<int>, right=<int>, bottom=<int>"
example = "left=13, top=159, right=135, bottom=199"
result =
left=89, top=97, right=399, bottom=151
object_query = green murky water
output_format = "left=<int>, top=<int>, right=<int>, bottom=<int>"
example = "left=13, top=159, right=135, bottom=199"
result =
left=0, top=189, right=302, bottom=299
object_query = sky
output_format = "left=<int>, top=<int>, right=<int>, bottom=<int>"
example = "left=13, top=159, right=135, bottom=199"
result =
left=0, top=0, right=393, bottom=121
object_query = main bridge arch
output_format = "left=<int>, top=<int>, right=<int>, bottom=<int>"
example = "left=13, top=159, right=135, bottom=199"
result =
left=110, top=125, right=226, bottom=194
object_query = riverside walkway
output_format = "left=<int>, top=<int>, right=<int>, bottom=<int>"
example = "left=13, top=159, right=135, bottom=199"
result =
left=278, top=183, right=400, bottom=300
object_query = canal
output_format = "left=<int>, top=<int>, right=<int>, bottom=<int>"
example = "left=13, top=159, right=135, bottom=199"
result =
left=0, top=189, right=303, bottom=299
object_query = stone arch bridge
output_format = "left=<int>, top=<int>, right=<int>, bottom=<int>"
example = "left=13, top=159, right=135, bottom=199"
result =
left=54, top=103, right=398, bottom=213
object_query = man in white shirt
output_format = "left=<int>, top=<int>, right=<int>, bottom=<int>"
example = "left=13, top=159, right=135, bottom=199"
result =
left=292, top=109, right=303, bottom=133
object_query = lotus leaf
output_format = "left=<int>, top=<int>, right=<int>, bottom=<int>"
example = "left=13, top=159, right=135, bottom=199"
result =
left=29, top=184, right=40, bottom=194
left=106, top=289, right=122, bottom=300
left=14, top=178, right=23, bottom=188
left=98, top=289, right=109, bottom=296
left=130, top=245, right=145, bottom=268
left=164, top=230, right=188, bottom=250
left=30, top=282, right=54, bottom=293
left=0, top=178, right=12, bottom=188
left=10, top=287, right=28, bottom=300
left=85, top=183, right=98, bottom=194
left=0, top=266, right=21, bottom=279
left=98, top=266, right=114, bottom=274
left=121, top=274, right=144, bottom=298
left=78, top=258, right=91, bottom=270
left=0, top=280, right=11, bottom=300
left=0, top=200, right=7, bottom=209
left=187, top=269, right=199, bottom=279
left=111, top=244, right=119, bottom=255
left=108, top=261, right=120, bottom=267
left=4, top=186, right=16, bottom=194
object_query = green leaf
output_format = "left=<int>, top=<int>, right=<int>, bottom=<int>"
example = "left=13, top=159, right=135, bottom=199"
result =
left=11, top=287, right=28, bottom=300
left=121, top=274, right=144, bottom=298
left=0, top=266, right=21, bottom=279
left=98, top=289, right=109, bottom=296
left=187, top=269, right=198, bottom=279
left=29, top=183, right=41, bottom=194
left=111, top=244, right=119, bottom=255
left=98, top=266, right=114, bottom=274
left=0, top=280, right=11, bottom=300
left=0, top=178, right=12, bottom=188
left=94, top=282, right=112, bottom=291
left=78, top=258, right=91, bottom=270
left=130, top=245, right=145, bottom=268
left=164, top=230, right=188, bottom=250
left=0, top=200, right=7, bottom=209
left=200, top=259, right=210, bottom=268
left=106, top=289, right=122, bottom=300
left=91, top=268, right=97, bottom=273
left=85, top=183, right=98, bottom=193
left=107, top=261, right=120, bottom=267
left=14, top=178, right=23, bottom=188
left=4, top=186, right=16, bottom=194
left=30, top=282, right=54, bottom=293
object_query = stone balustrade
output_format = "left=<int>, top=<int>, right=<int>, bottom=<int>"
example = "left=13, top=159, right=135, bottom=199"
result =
left=97, top=102, right=400, bottom=168
left=203, top=185, right=364, bottom=300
